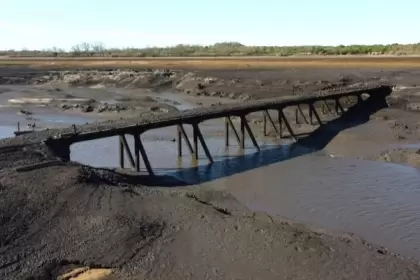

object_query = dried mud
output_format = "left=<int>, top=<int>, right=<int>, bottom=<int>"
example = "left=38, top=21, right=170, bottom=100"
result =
left=2, top=66, right=420, bottom=279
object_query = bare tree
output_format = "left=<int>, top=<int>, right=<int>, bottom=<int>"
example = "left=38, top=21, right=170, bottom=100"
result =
left=71, top=44, right=82, bottom=56
left=91, top=42, right=106, bottom=56
left=80, top=42, right=91, bottom=53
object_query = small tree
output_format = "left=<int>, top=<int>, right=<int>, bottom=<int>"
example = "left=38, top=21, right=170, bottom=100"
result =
left=91, top=42, right=106, bottom=56
left=71, top=44, right=82, bottom=56
left=80, top=42, right=91, bottom=53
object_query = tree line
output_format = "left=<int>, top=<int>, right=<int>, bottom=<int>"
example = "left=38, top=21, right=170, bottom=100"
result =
left=2, top=42, right=420, bottom=57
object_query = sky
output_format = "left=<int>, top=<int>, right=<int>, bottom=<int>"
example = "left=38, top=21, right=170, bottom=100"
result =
left=1, top=0, right=419, bottom=50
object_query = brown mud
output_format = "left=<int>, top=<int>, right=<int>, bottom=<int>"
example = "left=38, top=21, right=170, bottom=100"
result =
left=2, top=65, right=420, bottom=279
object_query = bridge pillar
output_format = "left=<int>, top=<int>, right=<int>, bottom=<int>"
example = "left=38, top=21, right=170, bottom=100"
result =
left=309, top=103, right=323, bottom=125
left=240, top=116, right=260, bottom=152
left=118, top=134, right=154, bottom=176
left=225, top=117, right=241, bottom=147
left=177, top=123, right=213, bottom=164
left=177, top=124, right=194, bottom=158
left=240, top=116, right=245, bottom=150
left=263, top=110, right=279, bottom=135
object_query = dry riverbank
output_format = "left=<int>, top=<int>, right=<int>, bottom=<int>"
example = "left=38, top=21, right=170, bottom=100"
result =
left=2, top=64, right=420, bottom=279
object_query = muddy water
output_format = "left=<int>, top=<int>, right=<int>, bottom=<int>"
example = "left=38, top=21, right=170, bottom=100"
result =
left=206, top=155, right=420, bottom=259
left=2, top=89, right=420, bottom=261
left=68, top=122, right=420, bottom=259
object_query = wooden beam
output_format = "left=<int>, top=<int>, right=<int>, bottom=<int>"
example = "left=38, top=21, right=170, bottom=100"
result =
left=336, top=98, right=345, bottom=114
left=178, top=124, right=194, bottom=155
left=225, top=117, right=229, bottom=147
left=279, top=110, right=297, bottom=141
left=297, top=105, right=309, bottom=124
left=242, top=116, right=260, bottom=151
left=264, top=110, right=279, bottom=134
left=134, top=134, right=141, bottom=172
left=309, top=105, right=314, bottom=125
left=119, top=136, right=124, bottom=169
left=240, top=116, right=246, bottom=150
left=277, top=109, right=283, bottom=138
left=309, top=103, right=323, bottom=125
left=134, top=134, right=154, bottom=176
left=194, top=123, right=214, bottom=163
left=323, top=100, right=334, bottom=115
left=226, top=116, right=241, bottom=145
left=263, top=113, right=267, bottom=136
left=193, top=123, right=199, bottom=161
left=120, top=135, right=135, bottom=169
left=177, top=124, right=182, bottom=157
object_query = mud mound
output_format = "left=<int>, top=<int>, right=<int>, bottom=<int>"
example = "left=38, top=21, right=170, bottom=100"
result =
left=0, top=69, right=177, bottom=88
left=1, top=145, right=420, bottom=279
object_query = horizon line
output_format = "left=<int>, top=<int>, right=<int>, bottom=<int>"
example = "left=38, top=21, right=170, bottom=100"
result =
left=2, top=42, right=420, bottom=52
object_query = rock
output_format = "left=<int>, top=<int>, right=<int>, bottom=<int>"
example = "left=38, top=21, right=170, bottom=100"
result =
left=204, top=77, right=217, bottom=84
left=60, top=104, right=71, bottom=110
left=81, top=105, right=93, bottom=113
left=97, top=104, right=109, bottom=113
left=19, top=109, right=32, bottom=115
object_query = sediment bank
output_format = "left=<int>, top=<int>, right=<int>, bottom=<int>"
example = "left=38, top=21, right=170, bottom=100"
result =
left=2, top=66, right=420, bottom=279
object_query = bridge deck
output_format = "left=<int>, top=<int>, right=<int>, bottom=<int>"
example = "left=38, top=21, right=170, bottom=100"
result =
left=0, top=85, right=392, bottom=148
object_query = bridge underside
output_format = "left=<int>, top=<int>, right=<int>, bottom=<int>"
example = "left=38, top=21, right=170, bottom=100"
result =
left=96, top=87, right=390, bottom=176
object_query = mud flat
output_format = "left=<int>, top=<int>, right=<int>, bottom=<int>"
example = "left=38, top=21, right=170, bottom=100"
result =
left=2, top=64, right=420, bottom=279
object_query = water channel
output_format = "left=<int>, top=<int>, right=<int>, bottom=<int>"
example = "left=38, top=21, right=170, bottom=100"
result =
left=1, top=89, right=420, bottom=261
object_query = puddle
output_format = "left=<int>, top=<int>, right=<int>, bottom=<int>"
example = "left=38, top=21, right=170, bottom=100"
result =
left=0, top=125, right=15, bottom=139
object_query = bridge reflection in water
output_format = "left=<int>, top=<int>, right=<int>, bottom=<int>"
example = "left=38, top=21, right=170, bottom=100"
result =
left=45, top=85, right=392, bottom=186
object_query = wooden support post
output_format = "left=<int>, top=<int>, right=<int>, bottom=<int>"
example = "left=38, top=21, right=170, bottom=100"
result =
left=357, top=94, right=363, bottom=103
left=225, top=117, right=229, bottom=147
left=240, top=116, right=246, bottom=150
left=334, top=98, right=339, bottom=114
left=279, top=110, right=297, bottom=141
left=178, top=124, right=194, bottom=155
left=323, top=100, right=333, bottom=115
left=309, top=103, right=323, bottom=125
left=336, top=98, right=345, bottom=115
left=194, top=123, right=214, bottom=163
left=134, top=134, right=141, bottom=172
left=277, top=109, right=283, bottom=138
left=264, top=110, right=279, bottom=134
left=242, top=116, right=260, bottom=151
left=119, top=136, right=124, bottom=169
left=309, top=105, right=314, bottom=125
left=193, top=123, right=199, bottom=160
left=120, top=135, right=135, bottom=168
left=177, top=124, right=182, bottom=157
left=297, top=105, right=309, bottom=124
left=227, top=116, right=241, bottom=145
left=263, top=113, right=267, bottom=136
left=134, top=134, right=154, bottom=176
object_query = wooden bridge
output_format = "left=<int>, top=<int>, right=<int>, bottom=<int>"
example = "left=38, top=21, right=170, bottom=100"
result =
left=4, top=85, right=392, bottom=175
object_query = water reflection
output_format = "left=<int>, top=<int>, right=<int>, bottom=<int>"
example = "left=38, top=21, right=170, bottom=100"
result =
left=0, top=125, right=15, bottom=139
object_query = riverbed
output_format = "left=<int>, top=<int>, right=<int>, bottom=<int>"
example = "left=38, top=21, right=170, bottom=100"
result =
left=1, top=82, right=420, bottom=262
